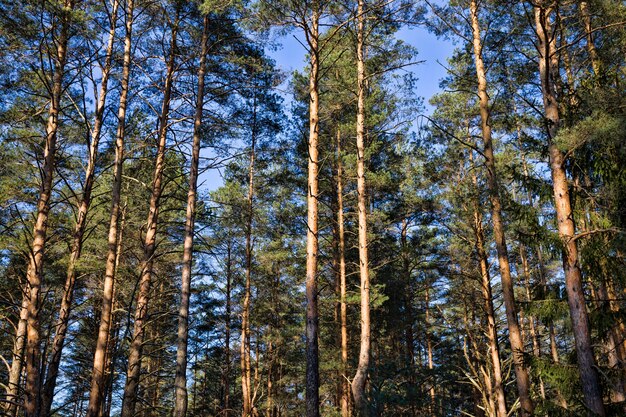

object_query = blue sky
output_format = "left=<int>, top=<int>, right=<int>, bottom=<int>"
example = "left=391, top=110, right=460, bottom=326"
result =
left=199, top=25, right=455, bottom=193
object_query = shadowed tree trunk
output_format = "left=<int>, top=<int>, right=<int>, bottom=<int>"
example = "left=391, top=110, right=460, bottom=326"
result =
left=173, top=13, right=210, bottom=417
left=120, top=10, right=179, bottom=417
left=41, top=2, right=120, bottom=414
left=23, top=2, right=75, bottom=416
left=86, top=0, right=134, bottom=414
left=4, top=297, right=28, bottom=417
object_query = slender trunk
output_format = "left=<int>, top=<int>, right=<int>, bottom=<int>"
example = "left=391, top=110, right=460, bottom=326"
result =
left=266, top=341, right=273, bottom=417
left=351, top=1, right=370, bottom=414
left=241, top=90, right=257, bottom=417
left=519, top=244, right=546, bottom=400
left=579, top=1, right=601, bottom=77
left=400, top=220, right=416, bottom=417
left=470, top=150, right=508, bottom=417
left=596, top=282, right=626, bottom=402
left=120, top=14, right=179, bottom=417
left=86, top=0, right=134, bottom=414
left=425, top=288, right=436, bottom=414
left=23, top=3, right=74, bottom=416
left=469, top=2, right=533, bottom=415
left=305, top=7, right=321, bottom=417
left=41, top=3, right=119, bottom=414
left=173, top=14, right=209, bottom=417
left=533, top=5, right=605, bottom=415
left=335, top=130, right=349, bottom=417
left=224, top=243, right=232, bottom=417
left=4, top=297, right=28, bottom=417
left=101, top=201, right=126, bottom=417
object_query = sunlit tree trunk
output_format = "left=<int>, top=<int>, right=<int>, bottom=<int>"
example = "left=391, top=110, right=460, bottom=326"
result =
left=241, top=89, right=258, bottom=417
left=335, top=130, right=350, bottom=417
left=469, top=149, right=508, bottom=417
left=173, top=13, right=210, bottom=417
left=120, top=12, right=179, bottom=417
left=23, top=2, right=75, bottom=416
left=469, top=2, right=533, bottom=414
left=533, top=4, right=605, bottom=415
left=40, top=2, right=119, bottom=414
left=86, top=0, right=134, bottom=414
left=305, top=5, right=321, bottom=417
left=351, top=0, right=370, bottom=414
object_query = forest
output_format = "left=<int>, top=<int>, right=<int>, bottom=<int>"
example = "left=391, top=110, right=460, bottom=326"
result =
left=0, top=0, right=625, bottom=416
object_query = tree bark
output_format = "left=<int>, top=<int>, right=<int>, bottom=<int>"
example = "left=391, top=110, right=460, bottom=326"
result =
left=173, top=13, right=209, bottom=417
left=533, top=4, right=605, bottom=415
left=351, top=0, right=370, bottom=414
left=224, top=242, right=232, bottom=417
left=305, top=6, right=321, bottom=417
left=241, top=84, right=257, bottom=417
left=4, top=296, right=28, bottom=417
left=469, top=149, right=508, bottom=417
left=579, top=1, right=601, bottom=77
left=40, top=2, right=119, bottom=414
left=120, top=12, right=179, bottom=417
left=335, top=130, right=350, bottom=417
left=86, top=0, right=134, bottom=414
left=469, top=2, right=533, bottom=415
left=23, top=2, right=75, bottom=416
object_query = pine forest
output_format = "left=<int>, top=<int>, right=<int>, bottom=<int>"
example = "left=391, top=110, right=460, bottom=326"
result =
left=0, top=0, right=625, bottom=416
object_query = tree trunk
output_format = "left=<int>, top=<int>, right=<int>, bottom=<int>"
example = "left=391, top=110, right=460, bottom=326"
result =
left=241, top=86, right=257, bottom=417
left=86, top=0, right=134, bottom=414
left=469, top=2, right=533, bottom=415
left=425, top=287, right=436, bottom=414
left=40, top=2, right=119, bottom=414
left=579, top=1, right=601, bottom=77
left=305, top=7, right=321, bottom=417
left=4, top=296, right=28, bottom=417
left=470, top=149, right=508, bottom=417
left=596, top=282, right=626, bottom=403
left=22, top=2, right=74, bottom=416
left=351, top=0, right=370, bottom=414
left=224, top=243, right=232, bottom=417
left=173, top=14, right=209, bottom=417
left=533, top=5, right=605, bottom=415
left=120, top=13, right=179, bottom=417
left=335, top=130, right=349, bottom=417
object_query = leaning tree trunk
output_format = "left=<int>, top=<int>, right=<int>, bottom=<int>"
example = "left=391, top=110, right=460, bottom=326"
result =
left=533, top=4, right=605, bottom=416
left=305, top=7, right=321, bottom=417
left=351, top=0, right=370, bottom=414
left=120, top=14, right=179, bottom=417
left=41, top=2, right=119, bottom=414
left=23, top=2, right=75, bottom=416
left=469, top=1, right=533, bottom=415
left=86, top=0, right=134, bottom=415
left=173, top=13, right=209, bottom=417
